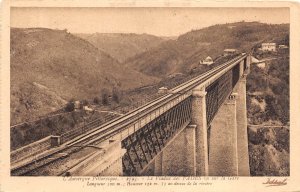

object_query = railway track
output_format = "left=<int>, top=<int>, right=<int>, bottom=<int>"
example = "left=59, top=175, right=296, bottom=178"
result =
left=11, top=54, right=247, bottom=176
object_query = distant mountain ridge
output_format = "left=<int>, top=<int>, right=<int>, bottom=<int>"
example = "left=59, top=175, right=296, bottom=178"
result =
left=125, top=22, right=289, bottom=77
left=76, top=33, right=167, bottom=63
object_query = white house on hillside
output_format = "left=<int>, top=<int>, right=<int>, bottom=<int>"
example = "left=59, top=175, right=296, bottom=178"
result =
left=224, top=49, right=237, bottom=56
left=261, top=43, right=276, bottom=52
left=158, top=87, right=168, bottom=94
left=200, top=56, right=214, bottom=66
left=279, top=44, right=289, bottom=49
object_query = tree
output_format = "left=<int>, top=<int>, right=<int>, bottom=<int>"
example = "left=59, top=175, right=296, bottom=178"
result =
left=93, top=96, right=100, bottom=104
left=101, top=88, right=110, bottom=105
left=112, top=87, right=121, bottom=103
left=65, top=99, right=75, bottom=112
left=81, top=99, right=89, bottom=106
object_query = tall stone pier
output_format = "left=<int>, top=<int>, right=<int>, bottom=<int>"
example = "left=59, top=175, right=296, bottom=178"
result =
left=191, top=86, right=209, bottom=176
left=235, top=75, right=250, bottom=176
left=207, top=59, right=250, bottom=176
left=209, top=93, right=238, bottom=176
left=158, top=124, right=196, bottom=176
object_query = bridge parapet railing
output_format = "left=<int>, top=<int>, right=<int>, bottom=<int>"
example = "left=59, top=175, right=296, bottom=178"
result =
left=60, top=114, right=116, bottom=144
left=61, top=54, right=248, bottom=146
left=11, top=135, right=52, bottom=164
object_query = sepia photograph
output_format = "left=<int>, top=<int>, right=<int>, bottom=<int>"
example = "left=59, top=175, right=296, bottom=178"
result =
left=8, top=6, right=291, bottom=177
left=2, top=1, right=300, bottom=191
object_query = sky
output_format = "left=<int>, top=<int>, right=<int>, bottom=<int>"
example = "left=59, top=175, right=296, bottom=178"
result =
left=11, top=7, right=289, bottom=37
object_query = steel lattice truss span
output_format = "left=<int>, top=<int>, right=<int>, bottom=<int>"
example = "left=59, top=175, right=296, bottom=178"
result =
left=122, top=97, right=192, bottom=175
left=206, top=63, right=241, bottom=126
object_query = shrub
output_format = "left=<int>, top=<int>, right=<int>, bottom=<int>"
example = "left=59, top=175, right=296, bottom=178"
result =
left=101, top=88, right=110, bottom=105
left=65, top=99, right=75, bottom=112
left=93, top=97, right=100, bottom=104
left=81, top=99, right=89, bottom=106
left=112, top=87, right=121, bottom=103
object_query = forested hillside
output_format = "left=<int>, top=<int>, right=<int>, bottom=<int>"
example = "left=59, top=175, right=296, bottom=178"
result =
left=247, top=55, right=289, bottom=125
left=125, top=22, right=289, bottom=78
left=11, top=28, right=157, bottom=124
left=247, top=50, right=289, bottom=176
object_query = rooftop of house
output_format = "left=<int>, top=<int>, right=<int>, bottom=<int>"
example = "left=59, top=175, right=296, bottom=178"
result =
left=224, top=49, right=237, bottom=52
left=262, top=43, right=276, bottom=45
left=204, top=56, right=213, bottom=61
